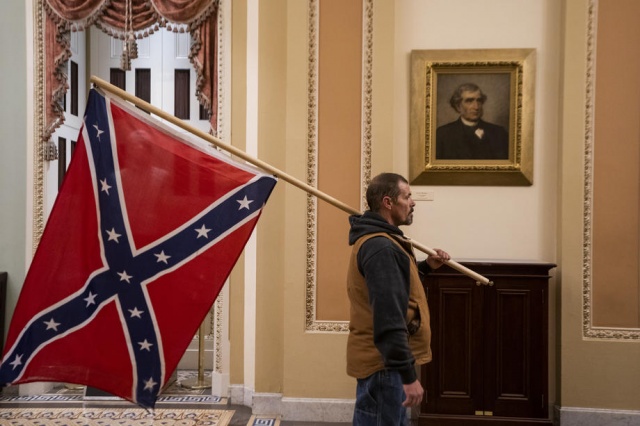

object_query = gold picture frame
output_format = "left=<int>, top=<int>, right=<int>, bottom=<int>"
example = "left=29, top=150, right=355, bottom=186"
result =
left=409, top=48, right=536, bottom=186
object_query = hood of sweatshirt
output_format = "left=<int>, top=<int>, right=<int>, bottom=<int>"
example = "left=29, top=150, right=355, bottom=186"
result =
left=348, top=211, right=404, bottom=246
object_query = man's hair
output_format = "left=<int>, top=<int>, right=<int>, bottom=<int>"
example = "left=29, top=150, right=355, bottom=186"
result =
left=366, top=173, right=408, bottom=213
left=449, top=83, right=487, bottom=111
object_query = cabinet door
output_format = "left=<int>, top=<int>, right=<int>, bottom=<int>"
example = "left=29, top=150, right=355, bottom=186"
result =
left=423, top=275, right=484, bottom=415
left=483, top=278, right=548, bottom=418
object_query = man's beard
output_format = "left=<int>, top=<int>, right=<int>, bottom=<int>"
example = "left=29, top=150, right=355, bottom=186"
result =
left=404, top=212, right=414, bottom=226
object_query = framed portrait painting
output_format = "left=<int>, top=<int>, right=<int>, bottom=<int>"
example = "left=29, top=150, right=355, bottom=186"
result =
left=409, top=49, right=536, bottom=186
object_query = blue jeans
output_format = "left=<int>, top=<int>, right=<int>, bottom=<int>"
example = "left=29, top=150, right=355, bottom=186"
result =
left=353, top=369, right=408, bottom=426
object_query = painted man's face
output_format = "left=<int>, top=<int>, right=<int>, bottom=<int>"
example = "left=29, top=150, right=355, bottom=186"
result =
left=457, top=90, right=485, bottom=123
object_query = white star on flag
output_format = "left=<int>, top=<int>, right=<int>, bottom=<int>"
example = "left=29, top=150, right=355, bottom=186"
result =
left=195, top=224, right=211, bottom=239
left=118, top=271, right=133, bottom=283
left=144, top=377, right=158, bottom=391
left=128, top=307, right=144, bottom=318
left=154, top=251, right=171, bottom=264
left=44, top=318, right=61, bottom=331
left=100, top=179, right=112, bottom=195
left=106, top=228, right=122, bottom=243
left=138, top=339, right=153, bottom=351
left=9, top=355, right=22, bottom=370
left=237, top=196, right=253, bottom=210
left=93, top=124, right=104, bottom=141
left=84, top=292, right=97, bottom=307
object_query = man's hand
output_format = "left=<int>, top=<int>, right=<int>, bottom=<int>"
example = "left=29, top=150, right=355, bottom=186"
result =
left=402, top=380, right=424, bottom=407
left=426, top=248, right=450, bottom=269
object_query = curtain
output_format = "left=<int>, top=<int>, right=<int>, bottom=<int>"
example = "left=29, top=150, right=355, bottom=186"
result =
left=43, top=0, right=219, bottom=142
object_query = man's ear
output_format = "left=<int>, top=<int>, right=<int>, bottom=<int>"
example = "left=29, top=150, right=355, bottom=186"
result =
left=382, top=196, right=393, bottom=209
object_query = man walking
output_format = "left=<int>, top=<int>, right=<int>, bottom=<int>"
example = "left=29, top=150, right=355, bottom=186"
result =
left=347, top=172, right=450, bottom=425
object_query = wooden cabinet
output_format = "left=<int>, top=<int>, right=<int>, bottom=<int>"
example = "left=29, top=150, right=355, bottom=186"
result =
left=419, top=261, right=555, bottom=426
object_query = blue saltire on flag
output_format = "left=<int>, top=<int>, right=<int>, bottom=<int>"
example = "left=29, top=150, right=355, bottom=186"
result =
left=0, top=89, right=277, bottom=409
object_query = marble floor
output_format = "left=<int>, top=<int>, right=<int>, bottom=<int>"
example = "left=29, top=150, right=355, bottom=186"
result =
left=0, top=371, right=351, bottom=426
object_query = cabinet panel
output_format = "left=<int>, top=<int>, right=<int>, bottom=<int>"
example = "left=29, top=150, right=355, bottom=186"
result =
left=425, top=277, right=484, bottom=415
left=486, top=285, right=546, bottom=418
left=496, top=289, right=530, bottom=398
left=440, top=288, right=472, bottom=396
left=438, top=286, right=477, bottom=414
left=420, top=261, right=554, bottom=425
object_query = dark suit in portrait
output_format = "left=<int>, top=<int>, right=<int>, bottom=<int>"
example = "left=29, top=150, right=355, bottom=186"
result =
left=436, top=118, right=509, bottom=160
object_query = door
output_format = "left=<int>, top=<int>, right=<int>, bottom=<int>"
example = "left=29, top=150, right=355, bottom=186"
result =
left=483, top=278, right=547, bottom=418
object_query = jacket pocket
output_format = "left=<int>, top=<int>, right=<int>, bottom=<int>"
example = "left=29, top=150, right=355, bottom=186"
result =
left=406, top=300, right=421, bottom=336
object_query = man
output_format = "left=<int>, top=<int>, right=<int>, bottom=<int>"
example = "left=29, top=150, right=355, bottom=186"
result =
left=347, top=172, right=450, bottom=425
left=436, top=83, right=509, bottom=160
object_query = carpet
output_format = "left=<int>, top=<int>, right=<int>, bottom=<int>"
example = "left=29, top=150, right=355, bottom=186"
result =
left=0, top=407, right=235, bottom=425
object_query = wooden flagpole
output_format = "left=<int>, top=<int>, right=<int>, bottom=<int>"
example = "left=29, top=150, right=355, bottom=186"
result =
left=89, top=76, right=492, bottom=286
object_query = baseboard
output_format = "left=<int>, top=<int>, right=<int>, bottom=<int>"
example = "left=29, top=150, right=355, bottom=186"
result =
left=281, top=397, right=354, bottom=422
left=556, top=406, right=640, bottom=425
left=252, top=392, right=282, bottom=415
left=228, top=384, right=252, bottom=407
left=18, top=382, right=55, bottom=396
left=227, top=385, right=355, bottom=422
left=210, top=371, right=229, bottom=397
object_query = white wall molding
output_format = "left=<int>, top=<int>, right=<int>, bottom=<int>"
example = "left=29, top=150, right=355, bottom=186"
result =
left=228, top=388, right=354, bottom=423
left=228, top=386, right=354, bottom=423
left=281, top=397, right=354, bottom=423
left=556, top=406, right=640, bottom=426
left=252, top=392, right=282, bottom=415
left=228, top=384, right=246, bottom=406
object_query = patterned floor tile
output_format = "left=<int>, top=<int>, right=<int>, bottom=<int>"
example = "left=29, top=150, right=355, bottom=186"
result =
left=0, top=407, right=234, bottom=425
left=247, top=414, right=280, bottom=426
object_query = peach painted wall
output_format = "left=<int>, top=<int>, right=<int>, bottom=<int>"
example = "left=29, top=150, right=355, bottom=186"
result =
left=591, top=0, right=640, bottom=328
left=316, top=0, right=363, bottom=321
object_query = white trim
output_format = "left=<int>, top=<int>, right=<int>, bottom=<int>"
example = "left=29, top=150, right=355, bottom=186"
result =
left=252, top=392, right=282, bottom=415
left=19, top=382, right=54, bottom=396
left=244, top=0, right=260, bottom=394
left=556, top=406, right=640, bottom=426
left=210, top=371, right=229, bottom=397
left=281, top=397, right=354, bottom=423
left=228, top=388, right=355, bottom=423
left=228, top=384, right=243, bottom=404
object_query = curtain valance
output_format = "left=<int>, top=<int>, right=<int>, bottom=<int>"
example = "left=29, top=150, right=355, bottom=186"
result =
left=43, top=0, right=219, bottom=143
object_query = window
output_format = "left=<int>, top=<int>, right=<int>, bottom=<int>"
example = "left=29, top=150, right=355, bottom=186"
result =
left=174, top=69, right=190, bottom=119
left=110, top=68, right=126, bottom=91
left=135, top=68, right=151, bottom=113
left=199, top=103, right=209, bottom=121
left=70, top=61, right=78, bottom=116
left=58, top=137, right=67, bottom=189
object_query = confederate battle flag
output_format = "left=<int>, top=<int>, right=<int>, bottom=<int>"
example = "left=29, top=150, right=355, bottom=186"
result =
left=0, top=89, right=277, bottom=409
